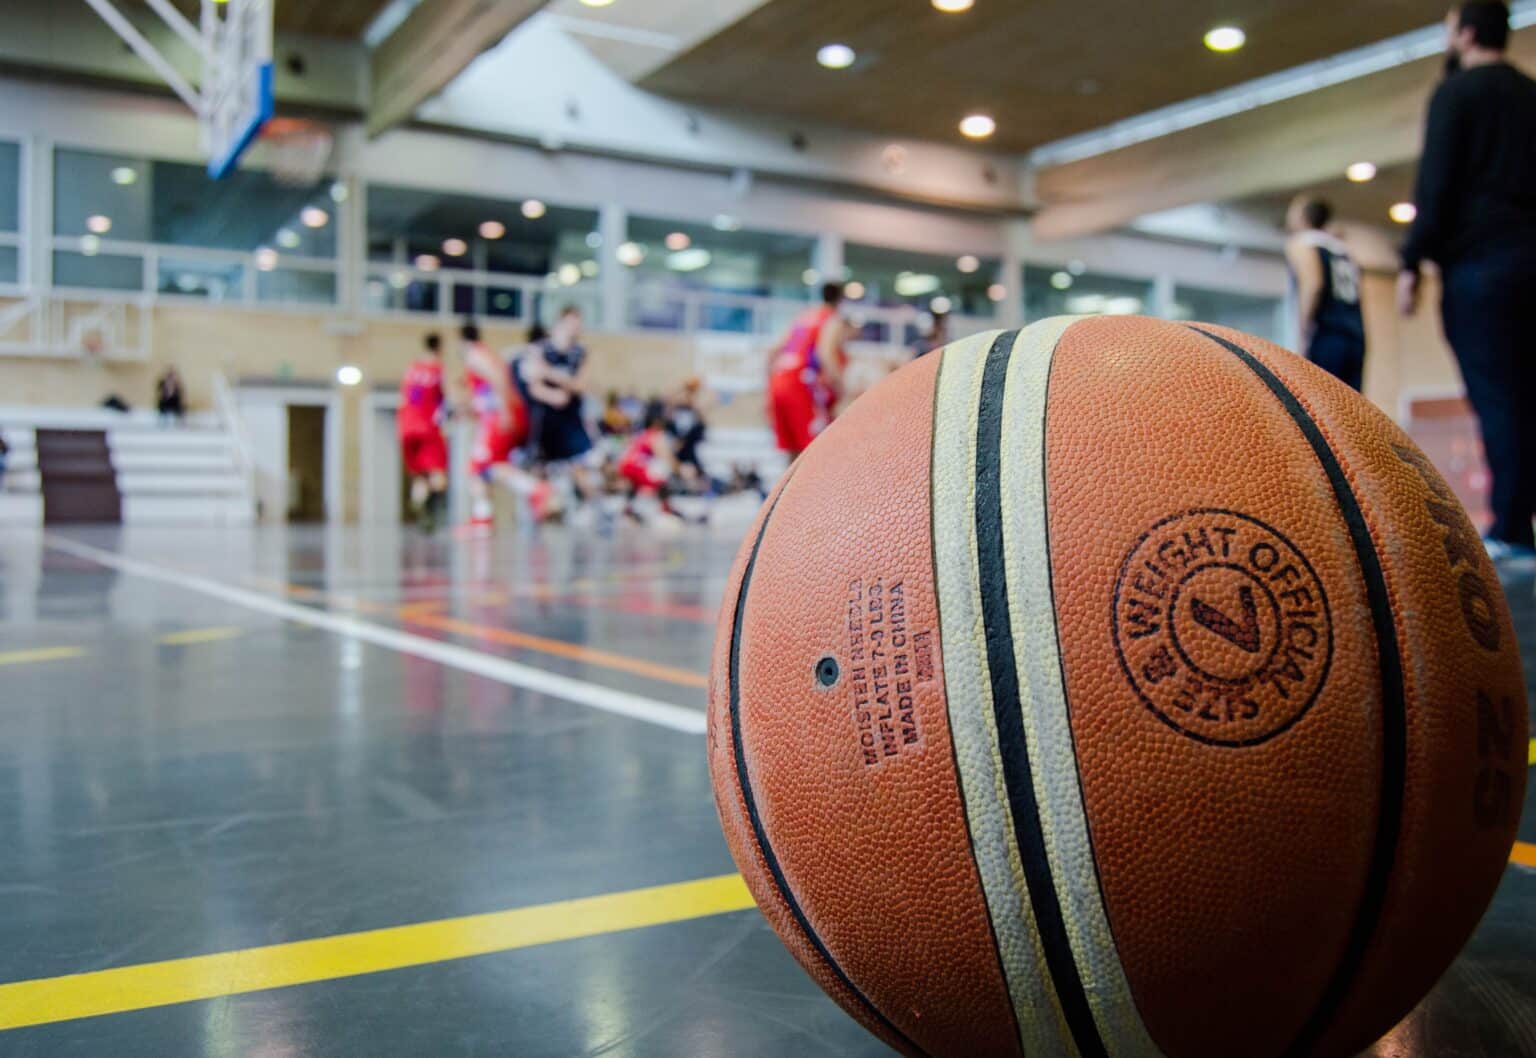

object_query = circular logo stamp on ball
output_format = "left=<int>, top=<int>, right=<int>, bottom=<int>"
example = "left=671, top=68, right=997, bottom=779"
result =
left=1112, top=509, right=1333, bottom=747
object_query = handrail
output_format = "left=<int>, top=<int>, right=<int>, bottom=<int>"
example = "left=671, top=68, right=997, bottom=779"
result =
left=211, top=370, right=258, bottom=520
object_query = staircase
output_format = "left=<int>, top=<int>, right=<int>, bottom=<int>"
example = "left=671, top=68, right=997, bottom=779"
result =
left=35, top=429, right=120, bottom=524
left=0, top=407, right=254, bottom=526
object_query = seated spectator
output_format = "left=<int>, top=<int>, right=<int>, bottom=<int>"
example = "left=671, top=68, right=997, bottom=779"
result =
left=0, top=429, right=8, bottom=490
left=156, top=367, right=186, bottom=426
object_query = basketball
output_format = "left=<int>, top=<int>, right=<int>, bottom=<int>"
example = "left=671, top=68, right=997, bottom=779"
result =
left=708, top=316, right=1530, bottom=1058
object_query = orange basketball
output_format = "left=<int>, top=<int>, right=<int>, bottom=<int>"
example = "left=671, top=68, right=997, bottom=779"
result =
left=707, top=317, right=1527, bottom=1058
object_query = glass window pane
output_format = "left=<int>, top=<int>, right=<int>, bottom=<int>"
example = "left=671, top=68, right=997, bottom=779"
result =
left=844, top=243, right=1002, bottom=317
left=623, top=217, right=815, bottom=307
left=258, top=268, right=337, bottom=305
left=156, top=256, right=244, bottom=301
left=368, top=185, right=599, bottom=280
left=0, top=246, right=17, bottom=285
left=53, top=148, right=337, bottom=257
left=0, top=141, right=19, bottom=234
left=1171, top=285, right=1284, bottom=344
left=1023, top=266, right=1153, bottom=320
left=54, top=250, right=143, bottom=291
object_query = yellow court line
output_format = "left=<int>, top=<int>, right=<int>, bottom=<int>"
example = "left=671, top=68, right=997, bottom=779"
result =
left=1528, top=739, right=1535, bottom=767
left=0, top=873, right=754, bottom=1031
left=157, top=627, right=244, bottom=647
left=0, top=646, right=86, bottom=667
left=1513, top=842, right=1536, bottom=870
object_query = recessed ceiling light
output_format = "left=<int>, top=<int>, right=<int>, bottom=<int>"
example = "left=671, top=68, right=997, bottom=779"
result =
left=987, top=283, right=1007, bottom=302
left=86, top=214, right=112, bottom=234
left=443, top=238, right=468, bottom=256
left=802, top=268, right=822, bottom=286
left=930, top=295, right=953, bottom=314
left=301, top=206, right=329, bottom=228
left=959, top=113, right=996, bottom=139
left=79, top=235, right=101, bottom=256
left=616, top=242, right=645, bottom=267
left=277, top=228, right=300, bottom=249
left=479, top=220, right=505, bottom=240
left=329, top=181, right=349, bottom=203
left=585, top=231, right=603, bottom=248
left=845, top=281, right=866, bottom=300
left=254, top=247, right=279, bottom=271
left=933, top=0, right=974, bottom=10
left=956, top=254, right=980, bottom=274
left=1346, top=162, right=1378, bottom=183
left=665, top=231, right=691, bottom=251
left=1390, top=202, right=1418, bottom=224
left=578, top=0, right=615, bottom=6
left=817, top=43, right=856, bottom=70
left=558, top=263, right=583, bottom=285
left=389, top=270, right=410, bottom=289
left=415, top=254, right=440, bottom=272
left=1051, top=271, right=1073, bottom=290
left=1204, top=26, right=1246, bottom=52
left=110, top=166, right=138, bottom=186
left=580, top=259, right=599, bottom=277
left=521, top=199, right=547, bottom=219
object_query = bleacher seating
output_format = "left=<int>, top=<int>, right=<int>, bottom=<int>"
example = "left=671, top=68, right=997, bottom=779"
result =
left=0, top=407, right=253, bottom=526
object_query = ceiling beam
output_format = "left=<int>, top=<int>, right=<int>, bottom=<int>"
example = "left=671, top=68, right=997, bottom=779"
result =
left=368, top=0, right=547, bottom=138
left=1031, top=27, right=1536, bottom=242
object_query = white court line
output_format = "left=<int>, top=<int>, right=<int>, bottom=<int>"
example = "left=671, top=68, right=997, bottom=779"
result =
left=43, top=535, right=708, bottom=735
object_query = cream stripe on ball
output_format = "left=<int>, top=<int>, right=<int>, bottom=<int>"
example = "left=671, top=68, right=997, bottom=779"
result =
left=997, top=319, right=1165, bottom=1058
left=931, top=329, right=1077, bottom=1058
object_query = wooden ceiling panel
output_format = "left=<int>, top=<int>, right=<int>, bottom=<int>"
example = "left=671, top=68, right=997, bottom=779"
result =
left=641, top=0, right=1450, bottom=152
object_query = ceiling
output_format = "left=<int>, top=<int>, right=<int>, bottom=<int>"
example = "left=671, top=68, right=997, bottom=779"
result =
left=1245, top=162, right=1417, bottom=230
left=641, top=0, right=1450, bottom=153
left=149, top=0, right=395, bottom=38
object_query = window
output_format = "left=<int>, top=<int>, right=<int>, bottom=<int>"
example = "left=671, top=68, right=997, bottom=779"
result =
left=52, top=147, right=338, bottom=299
left=366, top=185, right=599, bottom=319
left=1170, top=285, right=1284, bottom=344
left=622, top=216, right=815, bottom=333
left=1023, top=265, right=1154, bottom=321
left=0, top=140, right=18, bottom=285
left=844, top=243, right=1002, bottom=319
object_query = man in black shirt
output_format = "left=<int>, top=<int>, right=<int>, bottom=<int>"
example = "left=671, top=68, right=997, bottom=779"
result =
left=1399, top=1, right=1536, bottom=561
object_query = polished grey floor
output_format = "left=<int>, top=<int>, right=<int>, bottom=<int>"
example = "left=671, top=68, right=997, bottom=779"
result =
left=0, top=525, right=1531, bottom=1057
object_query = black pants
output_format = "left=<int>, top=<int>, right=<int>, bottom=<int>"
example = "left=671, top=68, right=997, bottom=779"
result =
left=1442, top=248, right=1536, bottom=549
left=1306, top=331, right=1365, bottom=392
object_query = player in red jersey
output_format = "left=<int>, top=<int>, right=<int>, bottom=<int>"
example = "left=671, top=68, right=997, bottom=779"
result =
left=460, top=321, right=530, bottom=532
left=768, top=282, right=851, bottom=459
left=398, top=333, right=448, bottom=530
left=618, top=409, right=684, bottom=523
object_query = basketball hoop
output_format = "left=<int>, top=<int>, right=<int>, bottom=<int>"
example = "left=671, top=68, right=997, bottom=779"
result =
left=256, top=117, right=336, bottom=188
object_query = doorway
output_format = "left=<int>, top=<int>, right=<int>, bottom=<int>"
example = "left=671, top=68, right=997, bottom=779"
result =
left=286, top=404, right=327, bottom=523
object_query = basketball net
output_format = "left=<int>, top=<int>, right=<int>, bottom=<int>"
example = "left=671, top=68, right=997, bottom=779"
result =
left=255, top=116, right=335, bottom=188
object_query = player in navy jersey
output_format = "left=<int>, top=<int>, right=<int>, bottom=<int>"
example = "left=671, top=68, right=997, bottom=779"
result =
left=1285, top=196, right=1367, bottom=391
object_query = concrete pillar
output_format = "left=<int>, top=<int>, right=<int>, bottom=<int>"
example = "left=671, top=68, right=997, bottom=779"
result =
left=598, top=201, right=628, bottom=330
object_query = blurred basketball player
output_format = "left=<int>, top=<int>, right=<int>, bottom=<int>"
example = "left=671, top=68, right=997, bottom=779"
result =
left=910, top=311, right=949, bottom=359
left=618, top=410, right=684, bottom=523
left=461, top=321, right=529, bottom=532
left=769, top=282, right=851, bottom=459
left=1284, top=196, right=1366, bottom=391
left=523, top=306, right=604, bottom=510
left=398, top=333, right=448, bottom=531
left=1399, top=1, right=1536, bottom=560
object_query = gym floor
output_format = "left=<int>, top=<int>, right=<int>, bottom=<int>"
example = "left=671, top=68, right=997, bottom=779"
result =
left=1, top=525, right=1533, bottom=1057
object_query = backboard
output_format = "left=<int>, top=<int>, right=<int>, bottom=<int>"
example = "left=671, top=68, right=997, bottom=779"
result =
left=80, top=0, right=273, bottom=179
left=201, top=0, right=275, bottom=179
